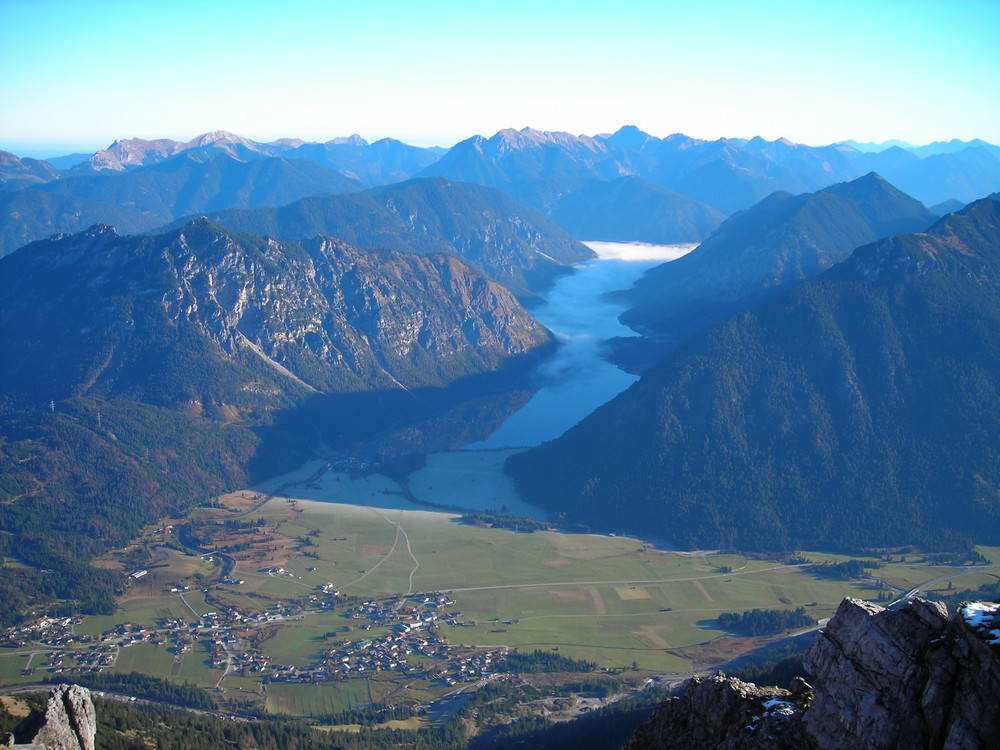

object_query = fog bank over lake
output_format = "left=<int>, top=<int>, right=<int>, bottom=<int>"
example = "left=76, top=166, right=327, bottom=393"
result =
left=466, top=241, right=696, bottom=449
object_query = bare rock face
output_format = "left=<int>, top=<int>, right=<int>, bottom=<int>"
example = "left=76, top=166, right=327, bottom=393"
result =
left=803, top=598, right=1000, bottom=750
left=622, top=674, right=815, bottom=750
left=6, top=685, right=96, bottom=750
left=625, top=598, right=1000, bottom=750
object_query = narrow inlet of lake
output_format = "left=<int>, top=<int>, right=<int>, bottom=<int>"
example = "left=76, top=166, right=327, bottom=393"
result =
left=465, top=241, right=695, bottom=449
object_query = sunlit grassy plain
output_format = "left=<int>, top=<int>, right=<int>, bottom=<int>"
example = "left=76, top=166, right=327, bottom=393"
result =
left=2, top=452, right=995, bottom=714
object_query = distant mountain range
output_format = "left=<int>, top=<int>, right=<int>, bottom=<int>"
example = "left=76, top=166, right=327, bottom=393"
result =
left=280, top=136, right=447, bottom=186
left=0, top=150, right=60, bottom=190
left=0, top=166, right=595, bottom=298
left=62, top=130, right=444, bottom=178
left=415, top=126, right=856, bottom=218
left=840, top=137, right=1000, bottom=161
left=71, top=130, right=282, bottom=172
left=3, top=128, right=995, bottom=259
left=170, top=177, right=594, bottom=298
left=415, top=126, right=1000, bottom=216
left=36, top=151, right=363, bottom=220
left=620, top=172, right=937, bottom=353
left=0, top=151, right=367, bottom=257
left=0, top=132, right=448, bottom=256
left=545, top=177, right=725, bottom=244
left=850, top=146, right=1000, bottom=207
left=506, top=197, right=1000, bottom=553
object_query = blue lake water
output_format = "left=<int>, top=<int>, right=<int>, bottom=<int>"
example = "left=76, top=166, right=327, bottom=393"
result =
left=465, top=241, right=695, bottom=449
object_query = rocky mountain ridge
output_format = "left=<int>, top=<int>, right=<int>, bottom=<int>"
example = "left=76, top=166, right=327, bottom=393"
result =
left=186, top=177, right=594, bottom=298
left=2, top=217, right=553, bottom=404
left=624, top=597, right=1000, bottom=749
left=620, top=172, right=937, bottom=349
left=71, top=131, right=288, bottom=172
left=4, top=684, right=96, bottom=750
left=60, top=131, right=441, bottom=183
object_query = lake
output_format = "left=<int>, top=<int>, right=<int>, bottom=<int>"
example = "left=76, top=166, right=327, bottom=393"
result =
left=465, top=241, right=695, bottom=449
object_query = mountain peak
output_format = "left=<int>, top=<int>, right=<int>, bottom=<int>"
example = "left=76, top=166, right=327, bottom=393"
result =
left=83, top=222, right=119, bottom=237
left=267, top=137, right=308, bottom=148
left=841, top=170, right=891, bottom=189
left=819, top=171, right=916, bottom=205
left=599, top=125, right=655, bottom=150
left=614, top=125, right=645, bottom=136
left=746, top=135, right=795, bottom=151
left=491, top=127, right=600, bottom=151
left=187, top=130, right=253, bottom=148
left=857, top=170, right=889, bottom=185
left=327, top=134, right=369, bottom=146
left=175, top=214, right=227, bottom=236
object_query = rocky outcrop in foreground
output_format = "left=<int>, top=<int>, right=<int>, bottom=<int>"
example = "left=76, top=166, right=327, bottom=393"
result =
left=2, top=685, right=95, bottom=750
left=625, top=597, right=1000, bottom=750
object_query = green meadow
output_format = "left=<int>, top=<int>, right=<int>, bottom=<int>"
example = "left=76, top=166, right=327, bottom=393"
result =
left=265, top=680, right=372, bottom=716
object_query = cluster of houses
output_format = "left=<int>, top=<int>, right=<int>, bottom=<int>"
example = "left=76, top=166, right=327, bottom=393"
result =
left=0, top=616, right=85, bottom=648
left=220, top=644, right=268, bottom=673
left=254, top=626, right=503, bottom=686
left=44, top=645, right=116, bottom=675
left=325, top=629, right=446, bottom=679
left=344, top=593, right=467, bottom=628
left=2, top=585, right=510, bottom=690
left=233, top=590, right=502, bottom=685
left=441, top=650, right=501, bottom=685
left=253, top=592, right=497, bottom=685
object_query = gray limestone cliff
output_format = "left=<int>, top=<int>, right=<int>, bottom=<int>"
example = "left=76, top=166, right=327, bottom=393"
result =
left=624, top=597, right=1000, bottom=750
left=3, top=685, right=96, bottom=750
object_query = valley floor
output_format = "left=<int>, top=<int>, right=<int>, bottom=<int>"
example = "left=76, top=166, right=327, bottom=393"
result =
left=3, top=455, right=997, bottom=726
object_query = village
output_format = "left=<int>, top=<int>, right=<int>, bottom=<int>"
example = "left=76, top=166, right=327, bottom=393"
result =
left=0, top=586, right=506, bottom=689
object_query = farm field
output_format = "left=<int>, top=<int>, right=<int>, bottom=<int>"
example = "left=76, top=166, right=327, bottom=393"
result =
left=257, top=614, right=355, bottom=668
left=0, top=654, right=32, bottom=684
left=78, top=591, right=214, bottom=637
left=172, top=639, right=225, bottom=685
left=265, top=680, right=372, bottom=716
left=113, top=643, right=176, bottom=676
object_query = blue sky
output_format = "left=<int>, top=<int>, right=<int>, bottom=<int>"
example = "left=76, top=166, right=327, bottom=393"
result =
left=1, top=0, right=998, bottom=156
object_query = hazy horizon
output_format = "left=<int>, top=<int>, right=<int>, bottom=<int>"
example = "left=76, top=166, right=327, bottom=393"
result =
left=2, top=0, right=998, bottom=157
left=5, top=127, right=1000, bottom=163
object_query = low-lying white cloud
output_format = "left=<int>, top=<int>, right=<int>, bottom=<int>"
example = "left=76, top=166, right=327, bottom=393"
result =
left=584, top=241, right=698, bottom=262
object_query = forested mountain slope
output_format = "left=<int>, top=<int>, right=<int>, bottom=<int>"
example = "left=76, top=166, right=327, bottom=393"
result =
left=621, top=173, right=936, bottom=349
left=546, top=176, right=724, bottom=243
left=507, top=198, right=1000, bottom=553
